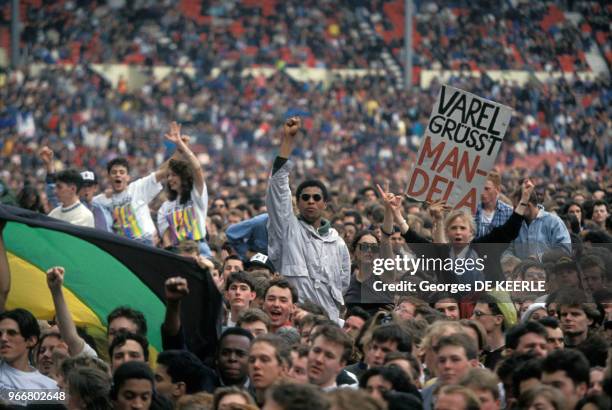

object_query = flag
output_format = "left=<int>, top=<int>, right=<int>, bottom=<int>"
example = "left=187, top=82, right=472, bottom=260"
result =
left=0, top=205, right=222, bottom=359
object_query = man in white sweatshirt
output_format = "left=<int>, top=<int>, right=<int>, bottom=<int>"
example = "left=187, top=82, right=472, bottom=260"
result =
left=48, top=169, right=94, bottom=228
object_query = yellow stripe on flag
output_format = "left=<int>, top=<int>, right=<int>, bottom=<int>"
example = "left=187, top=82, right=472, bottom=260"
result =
left=6, top=252, right=158, bottom=364
left=6, top=252, right=106, bottom=333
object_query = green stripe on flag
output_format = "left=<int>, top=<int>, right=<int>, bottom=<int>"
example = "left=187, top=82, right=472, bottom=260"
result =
left=5, top=221, right=165, bottom=350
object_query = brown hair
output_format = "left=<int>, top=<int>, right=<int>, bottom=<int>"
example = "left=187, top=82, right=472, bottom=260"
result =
left=251, top=334, right=291, bottom=366
left=327, top=388, right=385, bottom=410
left=459, top=367, right=501, bottom=399
left=487, top=171, right=502, bottom=189
left=459, top=319, right=487, bottom=351
left=517, top=385, right=565, bottom=410
left=436, top=385, right=481, bottom=410
left=310, top=325, right=353, bottom=363
left=434, top=333, right=478, bottom=360
left=212, top=386, right=255, bottom=410
left=396, top=296, right=427, bottom=310
left=167, top=158, right=194, bottom=204
left=237, top=308, right=271, bottom=329
left=176, top=392, right=213, bottom=410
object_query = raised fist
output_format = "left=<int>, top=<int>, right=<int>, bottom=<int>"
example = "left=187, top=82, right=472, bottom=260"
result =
left=39, top=146, right=53, bottom=164
left=164, top=277, right=189, bottom=302
left=46, top=266, right=65, bottom=292
left=284, top=117, right=301, bottom=138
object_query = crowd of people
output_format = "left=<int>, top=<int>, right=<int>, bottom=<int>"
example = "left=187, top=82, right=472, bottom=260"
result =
left=380, top=1, right=610, bottom=71
left=0, top=63, right=609, bottom=210
left=0, top=1, right=610, bottom=410
left=15, top=0, right=374, bottom=70
left=0, top=106, right=610, bottom=409
left=10, top=0, right=609, bottom=73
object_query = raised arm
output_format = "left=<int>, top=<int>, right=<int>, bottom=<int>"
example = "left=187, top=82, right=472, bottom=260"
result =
left=164, top=122, right=205, bottom=196
left=377, top=184, right=410, bottom=236
left=377, top=184, right=400, bottom=261
left=377, top=184, right=432, bottom=247
left=375, top=184, right=404, bottom=282
left=0, top=221, right=10, bottom=313
left=513, top=179, right=534, bottom=218
left=154, top=161, right=170, bottom=184
left=266, top=117, right=301, bottom=260
left=162, top=276, right=189, bottom=338
left=428, top=200, right=450, bottom=244
left=477, top=179, right=534, bottom=244
left=279, top=117, right=300, bottom=160
left=39, top=146, right=59, bottom=209
left=154, top=124, right=188, bottom=184
left=46, top=267, right=88, bottom=356
left=39, top=146, right=56, bottom=175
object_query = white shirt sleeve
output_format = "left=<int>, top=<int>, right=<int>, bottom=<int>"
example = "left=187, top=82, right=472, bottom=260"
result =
left=127, top=173, right=163, bottom=205
left=74, top=341, right=98, bottom=358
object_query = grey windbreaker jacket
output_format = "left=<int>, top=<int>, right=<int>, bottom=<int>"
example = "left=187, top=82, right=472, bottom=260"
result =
left=266, top=159, right=351, bottom=322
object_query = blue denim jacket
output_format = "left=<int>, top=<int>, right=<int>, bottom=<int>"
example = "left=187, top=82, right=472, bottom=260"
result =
left=225, top=213, right=269, bottom=260
left=504, top=206, right=571, bottom=261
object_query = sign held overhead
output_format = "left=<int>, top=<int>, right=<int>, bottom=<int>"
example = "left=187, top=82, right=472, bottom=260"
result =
left=406, top=85, right=512, bottom=214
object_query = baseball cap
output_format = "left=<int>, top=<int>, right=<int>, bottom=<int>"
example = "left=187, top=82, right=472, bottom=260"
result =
left=80, top=171, right=98, bottom=186
left=245, top=253, right=275, bottom=273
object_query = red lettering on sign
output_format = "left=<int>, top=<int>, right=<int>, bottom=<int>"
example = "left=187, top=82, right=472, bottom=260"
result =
left=454, top=187, right=478, bottom=215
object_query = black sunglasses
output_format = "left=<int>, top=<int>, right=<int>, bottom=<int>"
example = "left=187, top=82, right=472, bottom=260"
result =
left=300, top=194, right=323, bottom=202
left=358, top=243, right=380, bottom=253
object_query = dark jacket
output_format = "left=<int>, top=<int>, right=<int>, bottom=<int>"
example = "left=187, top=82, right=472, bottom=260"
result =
left=402, top=212, right=525, bottom=283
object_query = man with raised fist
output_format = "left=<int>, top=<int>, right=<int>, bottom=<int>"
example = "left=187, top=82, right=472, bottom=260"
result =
left=266, top=117, right=350, bottom=324
left=45, top=266, right=98, bottom=358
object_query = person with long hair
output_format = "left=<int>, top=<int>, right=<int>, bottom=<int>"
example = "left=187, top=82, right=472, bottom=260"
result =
left=17, top=184, right=46, bottom=213
left=344, top=230, right=394, bottom=314
left=157, top=122, right=208, bottom=254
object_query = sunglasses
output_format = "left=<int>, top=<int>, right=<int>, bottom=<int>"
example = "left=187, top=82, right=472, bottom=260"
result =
left=300, top=194, right=323, bottom=202
left=358, top=243, right=380, bottom=253
left=472, top=310, right=496, bottom=317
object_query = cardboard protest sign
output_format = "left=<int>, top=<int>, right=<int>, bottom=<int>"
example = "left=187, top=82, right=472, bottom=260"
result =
left=406, top=85, right=512, bottom=214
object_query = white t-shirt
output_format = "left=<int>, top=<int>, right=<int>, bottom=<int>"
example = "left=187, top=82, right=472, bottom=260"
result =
left=48, top=202, right=94, bottom=228
left=74, top=341, right=98, bottom=358
left=157, top=182, right=208, bottom=245
left=480, top=210, right=495, bottom=225
left=0, top=361, right=57, bottom=393
left=94, top=173, right=162, bottom=240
